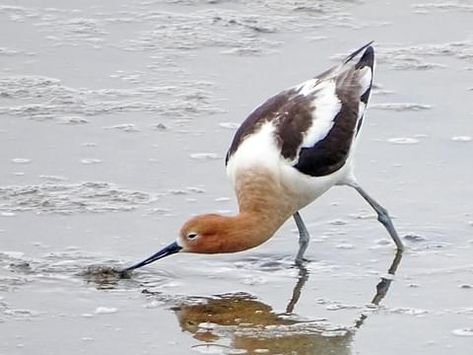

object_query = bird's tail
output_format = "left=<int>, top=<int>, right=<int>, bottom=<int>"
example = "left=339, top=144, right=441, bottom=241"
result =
left=340, top=42, right=375, bottom=105
left=316, top=42, right=375, bottom=86
left=343, top=41, right=374, bottom=68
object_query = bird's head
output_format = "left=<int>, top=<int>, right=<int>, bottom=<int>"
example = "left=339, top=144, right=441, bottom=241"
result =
left=121, top=214, right=246, bottom=273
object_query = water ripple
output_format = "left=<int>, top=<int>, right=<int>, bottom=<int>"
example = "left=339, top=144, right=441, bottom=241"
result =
left=412, top=1, right=473, bottom=13
left=0, top=75, right=222, bottom=122
left=0, top=181, right=155, bottom=214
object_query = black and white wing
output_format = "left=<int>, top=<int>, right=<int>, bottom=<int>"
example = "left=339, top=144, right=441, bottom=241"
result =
left=226, top=42, right=375, bottom=177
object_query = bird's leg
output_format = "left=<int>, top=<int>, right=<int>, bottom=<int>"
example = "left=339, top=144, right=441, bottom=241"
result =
left=293, top=211, right=310, bottom=264
left=285, top=263, right=309, bottom=314
left=349, top=183, right=404, bottom=251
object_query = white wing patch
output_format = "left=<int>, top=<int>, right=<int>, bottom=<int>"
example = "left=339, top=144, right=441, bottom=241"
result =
left=358, top=67, right=372, bottom=95
left=357, top=67, right=372, bottom=121
left=300, top=80, right=341, bottom=149
left=358, top=101, right=366, bottom=121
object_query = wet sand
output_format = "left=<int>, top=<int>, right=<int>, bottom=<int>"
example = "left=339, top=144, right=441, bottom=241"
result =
left=1, top=0, right=473, bottom=354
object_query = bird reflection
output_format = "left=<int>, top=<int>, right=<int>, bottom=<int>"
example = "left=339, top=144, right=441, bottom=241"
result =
left=173, top=291, right=352, bottom=355
left=172, top=251, right=403, bottom=355
left=354, top=249, right=403, bottom=329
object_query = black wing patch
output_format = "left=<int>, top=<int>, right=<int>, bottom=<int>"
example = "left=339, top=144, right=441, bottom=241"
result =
left=294, top=86, right=359, bottom=176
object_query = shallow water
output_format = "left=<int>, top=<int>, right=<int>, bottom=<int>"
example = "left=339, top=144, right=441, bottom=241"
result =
left=1, top=0, right=473, bottom=354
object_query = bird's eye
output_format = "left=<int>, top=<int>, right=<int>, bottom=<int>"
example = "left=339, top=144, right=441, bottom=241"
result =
left=187, top=232, right=198, bottom=240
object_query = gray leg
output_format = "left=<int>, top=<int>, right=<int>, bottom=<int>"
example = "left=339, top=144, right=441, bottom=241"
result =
left=349, top=183, right=404, bottom=251
left=293, top=211, right=310, bottom=264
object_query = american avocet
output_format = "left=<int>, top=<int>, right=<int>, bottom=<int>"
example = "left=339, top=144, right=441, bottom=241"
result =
left=123, top=42, right=404, bottom=272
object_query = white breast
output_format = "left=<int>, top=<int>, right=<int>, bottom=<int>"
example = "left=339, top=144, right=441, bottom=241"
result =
left=226, top=121, right=281, bottom=184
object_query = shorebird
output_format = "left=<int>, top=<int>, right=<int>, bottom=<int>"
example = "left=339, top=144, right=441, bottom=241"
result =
left=123, top=42, right=404, bottom=273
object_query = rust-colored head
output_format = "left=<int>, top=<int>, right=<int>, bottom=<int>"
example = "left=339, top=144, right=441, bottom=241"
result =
left=178, top=213, right=246, bottom=254
left=121, top=213, right=245, bottom=273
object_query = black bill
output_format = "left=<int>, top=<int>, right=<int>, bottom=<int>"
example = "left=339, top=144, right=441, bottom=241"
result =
left=121, top=241, right=182, bottom=273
